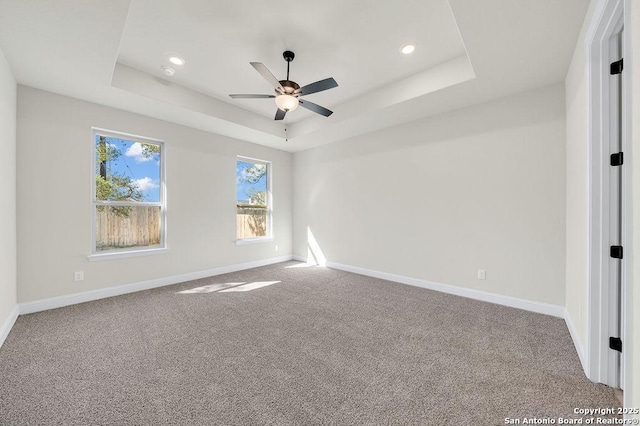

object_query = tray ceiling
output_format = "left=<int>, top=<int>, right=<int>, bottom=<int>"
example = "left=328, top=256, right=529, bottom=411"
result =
left=0, top=0, right=589, bottom=152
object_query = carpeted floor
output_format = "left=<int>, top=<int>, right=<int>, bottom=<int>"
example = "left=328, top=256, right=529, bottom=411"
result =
left=0, top=261, right=620, bottom=425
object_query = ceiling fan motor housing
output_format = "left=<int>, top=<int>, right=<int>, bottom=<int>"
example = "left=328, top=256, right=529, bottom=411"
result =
left=278, top=80, right=300, bottom=95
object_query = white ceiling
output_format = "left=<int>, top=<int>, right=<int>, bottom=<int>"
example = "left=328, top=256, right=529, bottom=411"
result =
left=0, top=0, right=589, bottom=152
left=117, top=0, right=467, bottom=121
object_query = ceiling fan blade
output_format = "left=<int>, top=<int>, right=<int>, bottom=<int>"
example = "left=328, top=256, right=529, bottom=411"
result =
left=299, top=77, right=338, bottom=96
left=298, top=99, right=333, bottom=117
left=275, top=109, right=287, bottom=120
left=250, top=62, right=284, bottom=93
left=229, top=94, right=275, bottom=99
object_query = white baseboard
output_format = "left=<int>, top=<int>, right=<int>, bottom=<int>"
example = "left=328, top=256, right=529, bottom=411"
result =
left=294, top=255, right=565, bottom=318
left=0, top=305, right=19, bottom=348
left=19, top=255, right=293, bottom=315
left=564, top=308, right=588, bottom=375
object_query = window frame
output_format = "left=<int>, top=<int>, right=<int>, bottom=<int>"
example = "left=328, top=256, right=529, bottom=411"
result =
left=88, top=128, right=167, bottom=261
left=236, top=155, right=272, bottom=244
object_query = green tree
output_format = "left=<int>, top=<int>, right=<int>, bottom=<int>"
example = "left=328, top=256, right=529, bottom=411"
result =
left=239, top=163, right=266, bottom=184
left=95, top=136, right=158, bottom=216
left=248, top=189, right=266, bottom=206
left=141, top=143, right=160, bottom=158
left=239, top=163, right=267, bottom=206
left=237, top=162, right=268, bottom=237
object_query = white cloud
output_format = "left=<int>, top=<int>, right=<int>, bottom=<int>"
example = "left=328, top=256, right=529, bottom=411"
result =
left=134, top=177, right=158, bottom=192
left=125, top=142, right=153, bottom=163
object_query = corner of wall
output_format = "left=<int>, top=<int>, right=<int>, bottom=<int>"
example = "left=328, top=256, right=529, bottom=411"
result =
left=563, top=0, right=601, bottom=380
left=0, top=306, right=19, bottom=348
left=0, top=46, right=18, bottom=347
left=564, top=308, right=588, bottom=376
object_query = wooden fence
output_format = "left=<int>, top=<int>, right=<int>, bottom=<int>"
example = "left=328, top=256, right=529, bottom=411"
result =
left=96, top=205, right=265, bottom=250
left=237, top=206, right=267, bottom=238
left=95, top=206, right=161, bottom=251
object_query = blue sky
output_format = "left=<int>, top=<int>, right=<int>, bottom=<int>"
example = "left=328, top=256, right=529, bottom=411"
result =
left=236, top=160, right=266, bottom=202
left=96, top=138, right=265, bottom=204
left=96, top=136, right=161, bottom=202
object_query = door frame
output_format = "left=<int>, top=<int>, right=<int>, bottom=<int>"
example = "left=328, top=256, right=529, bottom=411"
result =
left=586, top=0, right=631, bottom=389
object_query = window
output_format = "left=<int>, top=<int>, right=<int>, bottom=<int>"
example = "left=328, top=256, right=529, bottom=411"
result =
left=90, top=129, right=166, bottom=258
left=236, top=157, right=271, bottom=241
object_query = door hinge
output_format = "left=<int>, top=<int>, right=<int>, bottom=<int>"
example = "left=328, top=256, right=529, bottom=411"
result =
left=610, top=152, right=623, bottom=166
left=609, top=337, right=622, bottom=352
left=610, top=245, right=623, bottom=259
left=610, top=59, right=623, bottom=75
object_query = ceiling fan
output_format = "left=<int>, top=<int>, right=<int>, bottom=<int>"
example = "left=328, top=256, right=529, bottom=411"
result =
left=229, top=51, right=338, bottom=121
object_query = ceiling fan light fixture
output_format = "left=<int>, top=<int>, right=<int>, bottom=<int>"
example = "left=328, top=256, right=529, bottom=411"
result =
left=230, top=51, right=337, bottom=120
left=275, top=94, right=299, bottom=112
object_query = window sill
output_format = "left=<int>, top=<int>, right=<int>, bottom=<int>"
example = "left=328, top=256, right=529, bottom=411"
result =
left=235, top=237, right=273, bottom=246
left=87, top=247, right=168, bottom=262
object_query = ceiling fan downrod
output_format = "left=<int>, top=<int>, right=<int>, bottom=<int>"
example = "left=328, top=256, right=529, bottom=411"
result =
left=283, top=50, right=295, bottom=81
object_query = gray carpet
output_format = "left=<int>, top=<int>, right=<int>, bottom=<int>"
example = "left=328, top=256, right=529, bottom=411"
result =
left=0, top=261, right=620, bottom=425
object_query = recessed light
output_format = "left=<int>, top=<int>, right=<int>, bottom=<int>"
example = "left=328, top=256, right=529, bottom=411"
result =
left=401, top=44, right=415, bottom=55
left=169, top=56, right=185, bottom=66
left=161, top=66, right=176, bottom=76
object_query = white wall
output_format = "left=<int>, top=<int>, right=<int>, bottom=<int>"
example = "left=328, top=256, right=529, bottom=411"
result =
left=16, top=86, right=292, bottom=303
left=0, top=47, right=17, bottom=340
left=564, top=0, right=598, bottom=357
left=293, top=84, right=566, bottom=306
left=627, top=0, right=640, bottom=413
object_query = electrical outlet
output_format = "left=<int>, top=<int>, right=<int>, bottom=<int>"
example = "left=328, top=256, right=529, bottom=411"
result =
left=275, top=245, right=279, bottom=251
left=477, top=269, right=486, bottom=280
left=74, top=271, right=84, bottom=282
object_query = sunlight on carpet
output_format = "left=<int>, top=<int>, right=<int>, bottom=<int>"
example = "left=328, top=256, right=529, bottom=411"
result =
left=178, top=280, right=282, bottom=294
left=219, top=281, right=281, bottom=292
